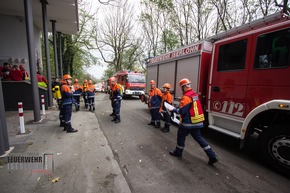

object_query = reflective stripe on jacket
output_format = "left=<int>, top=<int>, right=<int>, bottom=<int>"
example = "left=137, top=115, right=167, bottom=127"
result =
left=178, top=89, right=205, bottom=128
left=73, top=83, right=82, bottom=96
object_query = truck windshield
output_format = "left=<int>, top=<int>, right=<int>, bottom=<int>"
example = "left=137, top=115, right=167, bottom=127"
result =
left=128, top=74, right=145, bottom=83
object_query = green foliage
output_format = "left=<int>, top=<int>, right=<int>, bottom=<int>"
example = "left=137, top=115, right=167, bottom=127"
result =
left=149, top=0, right=174, bottom=10
left=41, top=1, right=99, bottom=81
left=160, top=29, right=179, bottom=52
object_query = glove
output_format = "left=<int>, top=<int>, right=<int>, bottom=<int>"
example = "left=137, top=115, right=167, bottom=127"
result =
left=70, top=86, right=75, bottom=92
left=85, top=96, right=88, bottom=99
left=172, top=108, right=177, bottom=113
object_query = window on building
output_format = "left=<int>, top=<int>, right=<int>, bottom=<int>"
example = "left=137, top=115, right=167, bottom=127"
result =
left=217, top=39, right=247, bottom=71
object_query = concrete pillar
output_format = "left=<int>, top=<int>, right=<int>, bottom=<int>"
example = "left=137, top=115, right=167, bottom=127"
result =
left=41, top=0, right=53, bottom=107
left=51, top=20, right=59, bottom=78
left=24, top=0, right=41, bottom=122
left=0, top=78, right=9, bottom=155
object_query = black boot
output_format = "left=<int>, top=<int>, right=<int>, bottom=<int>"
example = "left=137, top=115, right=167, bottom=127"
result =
left=115, top=119, right=121, bottom=123
left=93, top=106, right=95, bottom=111
left=169, top=150, right=182, bottom=158
left=63, top=124, right=68, bottom=131
left=89, top=106, right=92, bottom=111
left=63, top=124, right=67, bottom=131
left=109, top=113, right=114, bottom=116
left=65, top=124, right=78, bottom=133
left=148, top=121, right=155, bottom=125
left=161, top=123, right=170, bottom=133
left=208, top=157, right=219, bottom=165
left=60, top=122, right=65, bottom=127
left=155, top=122, right=161, bottom=128
left=67, top=128, right=78, bottom=133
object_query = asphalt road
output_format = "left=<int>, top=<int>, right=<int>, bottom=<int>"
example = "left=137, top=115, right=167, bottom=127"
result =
left=95, top=93, right=289, bottom=193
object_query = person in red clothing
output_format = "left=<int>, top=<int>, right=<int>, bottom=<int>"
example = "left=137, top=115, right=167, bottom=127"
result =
left=159, top=83, right=173, bottom=133
left=37, top=71, right=48, bottom=88
left=10, top=65, right=23, bottom=81
left=1, top=63, right=11, bottom=80
left=19, top=64, right=29, bottom=80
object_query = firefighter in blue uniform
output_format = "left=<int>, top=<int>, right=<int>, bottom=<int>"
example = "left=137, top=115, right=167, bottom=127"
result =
left=110, top=77, right=122, bottom=123
left=60, top=74, right=78, bottom=133
left=159, top=83, right=173, bottom=133
left=83, top=80, right=88, bottom=109
left=72, top=78, right=82, bottom=111
left=148, top=80, right=163, bottom=128
left=109, top=77, right=115, bottom=116
left=168, top=78, right=218, bottom=164
left=86, top=80, right=96, bottom=111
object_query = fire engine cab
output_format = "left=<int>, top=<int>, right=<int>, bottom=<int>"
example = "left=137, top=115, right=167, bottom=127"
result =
left=143, top=12, right=290, bottom=176
left=114, top=70, right=146, bottom=97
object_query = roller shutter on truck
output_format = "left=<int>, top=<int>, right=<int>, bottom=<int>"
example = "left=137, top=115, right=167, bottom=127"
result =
left=146, top=65, right=158, bottom=93
left=157, top=61, right=175, bottom=91
left=175, top=56, right=201, bottom=99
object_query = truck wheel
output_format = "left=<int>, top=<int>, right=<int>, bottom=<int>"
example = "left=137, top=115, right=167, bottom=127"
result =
left=140, top=94, right=145, bottom=102
left=258, top=124, right=290, bottom=177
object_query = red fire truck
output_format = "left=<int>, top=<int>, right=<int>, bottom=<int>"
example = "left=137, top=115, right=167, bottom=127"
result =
left=143, top=12, right=290, bottom=176
left=114, top=70, right=146, bottom=97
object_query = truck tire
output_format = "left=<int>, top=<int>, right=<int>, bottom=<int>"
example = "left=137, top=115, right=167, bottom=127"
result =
left=257, top=124, right=290, bottom=177
left=140, top=94, right=145, bottom=102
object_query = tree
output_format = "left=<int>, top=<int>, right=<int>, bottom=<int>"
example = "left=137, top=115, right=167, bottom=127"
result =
left=94, top=0, right=141, bottom=74
left=140, top=0, right=163, bottom=57
left=274, top=0, right=290, bottom=14
left=191, top=0, right=215, bottom=41
left=42, top=0, right=99, bottom=82
left=170, top=0, right=193, bottom=45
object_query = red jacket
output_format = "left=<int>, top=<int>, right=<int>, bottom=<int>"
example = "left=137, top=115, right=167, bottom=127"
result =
left=10, top=69, right=23, bottom=81
left=37, top=74, right=48, bottom=84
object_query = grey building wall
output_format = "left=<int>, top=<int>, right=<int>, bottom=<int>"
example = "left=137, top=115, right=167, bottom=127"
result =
left=0, top=14, right=42, bottom=76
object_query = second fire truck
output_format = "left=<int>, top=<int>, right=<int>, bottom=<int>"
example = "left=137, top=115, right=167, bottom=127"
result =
left=114, top=70, right=146, bottom=97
